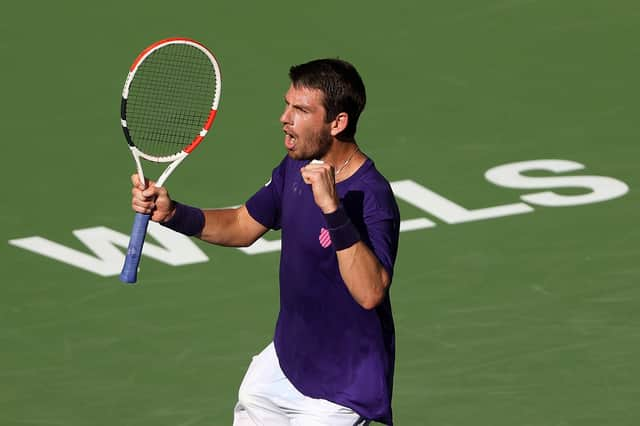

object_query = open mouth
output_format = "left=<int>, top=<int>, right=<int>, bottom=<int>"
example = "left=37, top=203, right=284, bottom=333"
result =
left=283, top=129, right=296, bottom=150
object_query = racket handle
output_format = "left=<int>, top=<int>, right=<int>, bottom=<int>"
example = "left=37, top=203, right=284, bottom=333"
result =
left=120, top=212, right=151, bottom=284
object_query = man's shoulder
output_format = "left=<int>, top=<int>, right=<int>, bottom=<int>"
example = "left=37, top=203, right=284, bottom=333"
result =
left=348, top=160, right=399, bottom=215
left=355, top=160, right=394, bottom=194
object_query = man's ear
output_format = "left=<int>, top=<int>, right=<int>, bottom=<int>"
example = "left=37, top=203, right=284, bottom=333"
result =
left=330, top=112, right=349, bottom=137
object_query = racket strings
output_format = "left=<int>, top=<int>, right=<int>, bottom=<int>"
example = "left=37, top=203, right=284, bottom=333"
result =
left=126, top=43, right=218, bottom=158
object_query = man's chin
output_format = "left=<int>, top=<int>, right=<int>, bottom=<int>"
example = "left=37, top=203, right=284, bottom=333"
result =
left=287, top=150, right=313, bottom=161
left=285, top=138, right=331, bottom=161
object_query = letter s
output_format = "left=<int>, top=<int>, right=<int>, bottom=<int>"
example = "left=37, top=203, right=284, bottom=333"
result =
left=484, top=159, right=629, bottom=207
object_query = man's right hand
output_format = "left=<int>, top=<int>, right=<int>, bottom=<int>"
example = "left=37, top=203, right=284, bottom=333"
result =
left=130, top=174, right=175, bottom=223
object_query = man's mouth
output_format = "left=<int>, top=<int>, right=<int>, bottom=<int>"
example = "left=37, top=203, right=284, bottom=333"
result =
left=284, top=129, right=296, bottom=150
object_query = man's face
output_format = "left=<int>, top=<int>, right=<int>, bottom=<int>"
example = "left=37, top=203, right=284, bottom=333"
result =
left=280, top=84, right=332, bottom=161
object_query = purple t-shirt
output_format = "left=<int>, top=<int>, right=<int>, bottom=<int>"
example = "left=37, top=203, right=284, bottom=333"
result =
left=246, top=155, right=400, bottom=425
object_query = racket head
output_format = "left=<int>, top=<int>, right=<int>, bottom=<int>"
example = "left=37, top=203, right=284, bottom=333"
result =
left=121, top=37, right=222, bottom=162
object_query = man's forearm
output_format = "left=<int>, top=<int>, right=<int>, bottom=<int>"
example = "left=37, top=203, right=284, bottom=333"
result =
left=198, top=206, right=267, bottom=247
left=336, top=242, right=390, bottom=310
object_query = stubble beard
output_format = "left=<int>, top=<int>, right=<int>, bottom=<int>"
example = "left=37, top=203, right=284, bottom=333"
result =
left=289, top=127, right=333, bottom=161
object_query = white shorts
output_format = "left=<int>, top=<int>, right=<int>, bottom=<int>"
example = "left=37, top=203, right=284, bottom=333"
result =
left=233, top=342, right=369, bottom=425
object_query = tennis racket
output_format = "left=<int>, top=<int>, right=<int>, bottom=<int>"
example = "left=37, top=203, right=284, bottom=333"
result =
left=119, top=37, right=222, bottom=284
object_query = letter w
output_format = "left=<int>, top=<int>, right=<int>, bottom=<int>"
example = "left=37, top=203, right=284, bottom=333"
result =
left=8, top=222, right=208, bottom=277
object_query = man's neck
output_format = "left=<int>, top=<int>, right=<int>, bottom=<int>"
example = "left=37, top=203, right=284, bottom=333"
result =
left=322, top=140, right=365, bottom=182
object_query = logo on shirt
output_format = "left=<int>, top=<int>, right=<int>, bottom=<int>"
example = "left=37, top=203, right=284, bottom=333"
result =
left=319, top=227, right=332, bottom=248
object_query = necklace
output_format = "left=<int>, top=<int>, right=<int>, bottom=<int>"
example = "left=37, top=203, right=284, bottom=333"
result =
left=335, top=147, right=360, bottom=176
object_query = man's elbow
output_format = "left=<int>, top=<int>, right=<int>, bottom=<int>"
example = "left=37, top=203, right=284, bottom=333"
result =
left=360, top=297, right=382, bottom=310
left=359, top=289, right=387, bottom=310
left=359, top=272, right=390, bottom=310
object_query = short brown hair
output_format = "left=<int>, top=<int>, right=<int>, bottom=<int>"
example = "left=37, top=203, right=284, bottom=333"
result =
left=289, top=58, right=366, bottom=140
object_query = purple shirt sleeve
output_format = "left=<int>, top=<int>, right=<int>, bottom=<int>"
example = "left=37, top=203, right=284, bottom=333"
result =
left=245, top=159, right=286, bottom=230
left=363, top=205, right=399, bottom=281
left=342, top=176, right=400, bottom=282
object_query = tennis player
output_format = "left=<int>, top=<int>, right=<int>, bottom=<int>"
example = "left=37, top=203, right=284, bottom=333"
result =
left=130, top=58, right=400, bottom=425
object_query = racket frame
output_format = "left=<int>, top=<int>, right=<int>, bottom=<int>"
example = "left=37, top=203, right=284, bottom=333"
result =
left=119, top=37, right=221, bottom=283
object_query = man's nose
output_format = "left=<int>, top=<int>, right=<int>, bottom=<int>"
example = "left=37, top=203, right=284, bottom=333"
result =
left=280, top=106, right=292, bottom=125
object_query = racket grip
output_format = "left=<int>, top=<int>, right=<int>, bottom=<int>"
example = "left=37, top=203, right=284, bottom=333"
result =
left=119, top=212, right=151, bottom=284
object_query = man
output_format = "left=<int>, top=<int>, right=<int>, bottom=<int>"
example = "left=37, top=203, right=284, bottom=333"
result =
left=130, top=59, right=400, bottom=425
